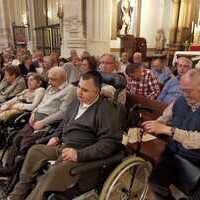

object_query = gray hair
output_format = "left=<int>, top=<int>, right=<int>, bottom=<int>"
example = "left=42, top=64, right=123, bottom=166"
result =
left=177, top=57, right=193, bottom=68
left=184, top=68, right=200, bottom=87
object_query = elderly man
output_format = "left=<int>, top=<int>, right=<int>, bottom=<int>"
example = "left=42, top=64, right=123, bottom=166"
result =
left=0, top=67, right=76, bottom=176
left=132, top=52, right=143, bottom=64
left=99, top=54, right=118, bottom=73
left=120, top=52, right=130, bottom=73
left=157, top=57, right=192, bottom=104
left=143, top=69, right=200, bottom=200
left=63, top=55, right=81, bottom=83
left=32, top=49, right=44, bottom=69
left=99, top=54, right=126, bottom=104
left=38, top=56, right=54, bottom=82
left=8, top=71, right=125, bottom=200
left=151, top=58, right=173, bottom=85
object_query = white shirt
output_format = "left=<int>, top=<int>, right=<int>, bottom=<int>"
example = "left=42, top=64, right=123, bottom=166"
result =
left=75, top=96, right=99, bottom=120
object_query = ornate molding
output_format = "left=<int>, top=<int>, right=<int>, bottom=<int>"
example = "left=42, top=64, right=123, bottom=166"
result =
left=172, top=0, right=180, bottom=4
left=64, top=16, right=83, bottom=33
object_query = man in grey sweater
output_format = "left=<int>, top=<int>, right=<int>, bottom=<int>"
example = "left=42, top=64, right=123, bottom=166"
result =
left=0, top=66, right=76, bottom=175
left=8, top=71, right=125, bottom=200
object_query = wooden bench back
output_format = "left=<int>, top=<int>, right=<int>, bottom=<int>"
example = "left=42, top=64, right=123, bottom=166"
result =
left=126, top=94, right=167, bottom=122
left=125, top=94, right=168, bottom=164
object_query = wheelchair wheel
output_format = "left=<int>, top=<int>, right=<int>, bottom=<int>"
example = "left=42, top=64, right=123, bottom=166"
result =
left=99, top=156, right=152, bottom=200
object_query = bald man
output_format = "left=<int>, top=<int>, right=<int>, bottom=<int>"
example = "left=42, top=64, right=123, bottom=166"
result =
left=0, top=67, right=77, bottom=176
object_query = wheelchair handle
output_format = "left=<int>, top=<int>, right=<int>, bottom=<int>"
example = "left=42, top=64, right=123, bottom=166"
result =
left=130, top=104, right=154, bottom=113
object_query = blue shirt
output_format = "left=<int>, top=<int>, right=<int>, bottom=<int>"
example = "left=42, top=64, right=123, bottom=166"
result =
left=152, top=66, right=173, bottom=85
left=157, top=76, right=183, bottom=104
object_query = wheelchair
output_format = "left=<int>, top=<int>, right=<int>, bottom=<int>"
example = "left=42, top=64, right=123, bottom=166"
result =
left=45, top=104, right=153, bottom=200
left=30, top=72, right=128, bottom=200
left=99, top=104, right=200, bottom=200
left=0, top=116, right=61, bottom=199
left=0, top=111, right=31, bottom=199
left=48, top=98, right=200, bottom=200
left=0, top=111, right=31, bottom=151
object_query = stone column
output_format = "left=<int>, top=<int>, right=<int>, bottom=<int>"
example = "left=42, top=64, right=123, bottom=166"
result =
left=0, top=0, right=10, bottom=51
left=168, top=0, right=180, bottom=46
left=86, top=0, right=111, bottom=56
left=26, top=0, right=37, bottom=53
left=61, top=0, right=86, bottom=57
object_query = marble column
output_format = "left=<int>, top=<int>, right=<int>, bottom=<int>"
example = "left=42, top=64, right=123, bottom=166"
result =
left=26, top=0, right=37, bottom=53
left=176, top=0, right=196, bottom=45
left=61, top=0, right=86, bottom=57
left=168, top=0, right=180, bottom=46
left=0, top=0, right=11, bottom=51
left=86, top=0, right=111, bottom=56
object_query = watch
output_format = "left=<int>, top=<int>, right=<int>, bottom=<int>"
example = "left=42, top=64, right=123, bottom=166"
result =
left=170, top=127, right=175, bottom=138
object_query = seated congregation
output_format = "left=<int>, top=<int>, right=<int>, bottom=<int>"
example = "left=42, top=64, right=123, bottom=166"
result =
left=0, top=47, right=199, bottom=200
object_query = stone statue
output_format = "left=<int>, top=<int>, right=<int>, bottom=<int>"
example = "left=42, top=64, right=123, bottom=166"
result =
left=155, top=29, right=166, bottom=53
left=119, top=0, right=133, bottom=35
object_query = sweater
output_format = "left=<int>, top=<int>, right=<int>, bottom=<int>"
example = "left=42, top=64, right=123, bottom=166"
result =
left=169, top=96, right=200, bottom=160
left=54, top=97, right=126, bottom=162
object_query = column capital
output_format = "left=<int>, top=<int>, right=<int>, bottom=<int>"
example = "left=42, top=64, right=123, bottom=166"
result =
left=172, top=0, right=180, bottom=4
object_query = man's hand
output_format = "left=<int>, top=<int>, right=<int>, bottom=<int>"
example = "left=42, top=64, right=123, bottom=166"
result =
left=11, top=103, right=20, bottom=110
left=29, top=112, right=35, bottom=127
left=47, top=137, right=60, bottom=146
left=33, top=120, right=45, bottom=130
left=62, top=148, right=78, bottom=162
left=142, top=120, right=172, bottom=135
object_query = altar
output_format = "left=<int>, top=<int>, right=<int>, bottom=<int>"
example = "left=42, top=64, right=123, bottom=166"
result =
left=190, top=44, right=200, bottom=51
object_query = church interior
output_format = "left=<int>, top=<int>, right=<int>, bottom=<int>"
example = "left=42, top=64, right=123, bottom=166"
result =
left=0, top=0, right=200, bottom=200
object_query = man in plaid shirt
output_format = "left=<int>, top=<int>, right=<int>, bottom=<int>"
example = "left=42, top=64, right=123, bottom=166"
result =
left=126, top=63, right=160, bottom=99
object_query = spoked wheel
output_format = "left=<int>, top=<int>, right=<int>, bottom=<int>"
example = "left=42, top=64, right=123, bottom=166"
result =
left=99, top=156, right=152, bottom=200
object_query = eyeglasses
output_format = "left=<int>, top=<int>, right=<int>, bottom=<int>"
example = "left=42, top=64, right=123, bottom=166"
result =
left=48, top=77, right=58, bottom=81
left=100, top=61, right=114, bottom=65
left=177, top=64, right=190, bottom=68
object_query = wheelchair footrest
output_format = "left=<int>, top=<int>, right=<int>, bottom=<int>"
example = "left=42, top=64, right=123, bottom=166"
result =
left=73, top=189, right=98, bottom=200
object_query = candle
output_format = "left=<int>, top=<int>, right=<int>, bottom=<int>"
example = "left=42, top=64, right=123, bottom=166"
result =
left=191, top=21, right=194, bottom=34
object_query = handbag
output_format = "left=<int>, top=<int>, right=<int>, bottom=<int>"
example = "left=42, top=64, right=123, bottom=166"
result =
left=173, top=154, right=200, bottom=194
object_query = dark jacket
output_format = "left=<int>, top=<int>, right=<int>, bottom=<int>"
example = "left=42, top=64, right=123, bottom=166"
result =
left=54, top=97, right=126, bottom=162
left=18, top=63, right=36, bottom=76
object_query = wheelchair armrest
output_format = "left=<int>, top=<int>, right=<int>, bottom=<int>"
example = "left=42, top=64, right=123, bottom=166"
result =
left=14, top=111, right=31, bottom=124
left=35, top=121, right=61, bottom=144
left=70, top=151, right=125, bottom=176
left=35, top=135, right=52, bottom=144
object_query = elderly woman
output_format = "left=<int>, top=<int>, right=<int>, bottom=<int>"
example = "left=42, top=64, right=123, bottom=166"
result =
left=0, top=73, right=45, bottom=121
left=80, top=56, right=97, bottom=73
left=0, top=65, right=26, bottom=103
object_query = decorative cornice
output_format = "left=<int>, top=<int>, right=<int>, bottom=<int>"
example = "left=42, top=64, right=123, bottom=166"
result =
left=64, top=16, right=83, bottom=33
